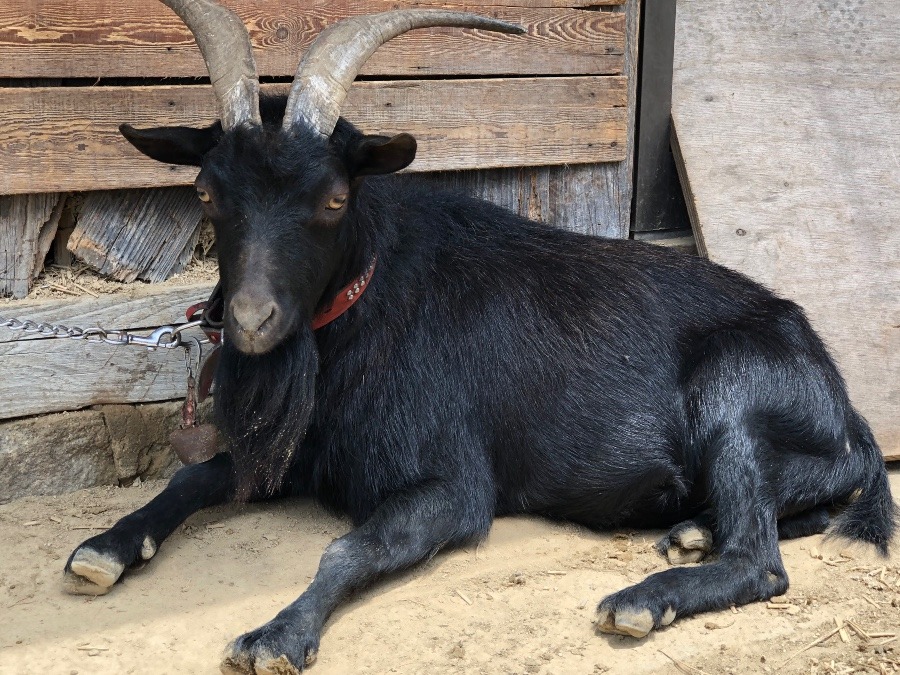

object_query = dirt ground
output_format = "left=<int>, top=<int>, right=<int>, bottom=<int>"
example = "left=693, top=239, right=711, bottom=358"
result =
left=1, top=472, right=898, bottom=675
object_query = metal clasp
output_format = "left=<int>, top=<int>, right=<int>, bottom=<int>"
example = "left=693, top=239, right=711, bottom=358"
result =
left=122, top=326, right=181, bottom=349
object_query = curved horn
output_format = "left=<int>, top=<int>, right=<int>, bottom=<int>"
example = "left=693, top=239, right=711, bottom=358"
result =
left=282, top=10, right=525, bottom=137
left=160, top=0, right=261, bottom=130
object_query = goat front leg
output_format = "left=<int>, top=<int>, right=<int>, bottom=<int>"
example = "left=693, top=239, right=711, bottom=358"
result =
left=221, top=482, right=490, bottom=674
left=63, top=453, right=235, bottom=595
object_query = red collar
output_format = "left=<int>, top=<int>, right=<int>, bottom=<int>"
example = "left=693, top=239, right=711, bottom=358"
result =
left=311, top=258, right=377, bottom=330
left=187, top=258, right=376, bottom=340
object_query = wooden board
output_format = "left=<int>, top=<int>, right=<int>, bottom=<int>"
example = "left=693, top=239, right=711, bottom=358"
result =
left=0, top=283, right=214, bottom=419
left=672, top=0, right=900, bottom=459
left=0, top=76, right=627, bottom=195
left=422, top=0, right=639, bottom=239
left=0, top=2, right=624, bottom=79
left=68, top=188, right=203, bottom=283
left=0, top=283, right=215, bottom=345
left=0, top=337, right=193, bottom=420
left=0, top=193, right=63, bottom=298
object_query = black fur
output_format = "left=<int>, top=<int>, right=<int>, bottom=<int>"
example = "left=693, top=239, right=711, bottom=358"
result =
left=67, top=99, right=896, bottom=671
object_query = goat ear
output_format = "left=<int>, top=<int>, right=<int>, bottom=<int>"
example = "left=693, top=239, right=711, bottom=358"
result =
left=119, top=123, right=222, bottom=166
left=348, top=133, right=417, bottom=177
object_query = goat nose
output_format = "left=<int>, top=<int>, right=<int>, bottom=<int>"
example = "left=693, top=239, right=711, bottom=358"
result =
left=231, top=293, right=277, bottom=333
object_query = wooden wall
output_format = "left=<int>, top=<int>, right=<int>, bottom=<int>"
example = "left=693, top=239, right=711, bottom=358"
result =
left=0, top=1, right=631, bottom=194
left=0, top=0, right=640, bottom=420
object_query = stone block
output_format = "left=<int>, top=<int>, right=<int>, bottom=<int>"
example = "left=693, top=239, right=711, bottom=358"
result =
left=0, top=410, right=115, bottom=504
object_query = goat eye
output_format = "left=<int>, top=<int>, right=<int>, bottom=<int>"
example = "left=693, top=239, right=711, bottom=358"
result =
left=197, top=189, right=211, bottom=203
left=326, top=194, right=347, bottom=210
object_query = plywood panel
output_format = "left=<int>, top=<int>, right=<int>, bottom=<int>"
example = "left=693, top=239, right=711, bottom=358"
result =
left=0, top=76, right=627, bottom=195
left=672, top=0, right=900, bottom=459
left=0, top=1, right=624, bottom=78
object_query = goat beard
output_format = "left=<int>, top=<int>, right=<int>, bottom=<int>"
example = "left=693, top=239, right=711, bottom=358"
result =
left=213, top=324, right=318, bottom=502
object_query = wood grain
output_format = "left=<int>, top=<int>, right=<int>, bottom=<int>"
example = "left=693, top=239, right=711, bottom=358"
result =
left=0, top=337, right=192, bottom=420
left=672, top=0, right=900, bottom=457
left=0, top=77, right=627, bottom=195
left=68, top=188, right=203, bottom=283
left=0, top=193, right=63, bottom=298
left=0, top=2, right=624, bottom=79
left=422, top=0, right=638, bottom=242
left=0, top=283, right=216, bottom=345
left=0, top=282, right=213, bottom=418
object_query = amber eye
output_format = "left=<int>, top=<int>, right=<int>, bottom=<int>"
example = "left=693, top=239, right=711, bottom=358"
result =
left=326, top=194, right=348, bottom=210
left=197, top=189, right=211, bottom=203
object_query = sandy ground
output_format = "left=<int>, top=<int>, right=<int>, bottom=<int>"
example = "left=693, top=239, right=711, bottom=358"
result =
left=1, top=472, right=898, bottom=675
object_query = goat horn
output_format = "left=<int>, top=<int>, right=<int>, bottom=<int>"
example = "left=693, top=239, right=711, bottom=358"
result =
left=282, top=10, right=525, bottom=137
left=160, top=0, right=261, bottom=130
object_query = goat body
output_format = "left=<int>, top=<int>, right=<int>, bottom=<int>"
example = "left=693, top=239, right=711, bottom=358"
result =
left=61, top=8, right=895, bottom=672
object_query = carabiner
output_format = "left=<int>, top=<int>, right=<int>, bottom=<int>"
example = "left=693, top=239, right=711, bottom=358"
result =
left=126, top=326, right=180, bottom=349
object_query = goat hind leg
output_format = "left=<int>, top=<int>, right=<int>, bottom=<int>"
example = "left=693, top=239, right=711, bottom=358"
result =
left=64, top=453, right=235, bottom=595
left=656, top=510, right=715, bottom=565
left=597, top=427, right=787, bottom=638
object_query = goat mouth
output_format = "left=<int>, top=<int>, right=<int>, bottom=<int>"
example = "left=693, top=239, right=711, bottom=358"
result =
left=228, top=319, right=287, bottom=356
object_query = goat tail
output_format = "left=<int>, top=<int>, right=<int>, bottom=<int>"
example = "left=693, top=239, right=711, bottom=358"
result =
left=828, top=410, right=897, bottom=556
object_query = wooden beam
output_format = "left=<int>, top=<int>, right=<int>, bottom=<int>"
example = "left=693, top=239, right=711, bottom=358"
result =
left=0, top=283, right=215, bottom=346
left=0, top=2, right=624, bottom=79
left=0, top=76, right=627, bottom=195
left=0, top=283, right=215, bottom=420
left=0, top=336, right=191, bottom=420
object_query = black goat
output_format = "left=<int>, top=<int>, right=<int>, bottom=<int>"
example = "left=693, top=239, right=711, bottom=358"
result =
left=63, top=3, right=896, bottom=673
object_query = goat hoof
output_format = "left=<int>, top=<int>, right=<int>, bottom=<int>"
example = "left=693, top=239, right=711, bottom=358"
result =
left=221, top=652, right=301, bottom=675
left=222, top=619, right=319, bottom=674
left=63, top=528, right=158, bottom=595
left=657, top=522, right=713, bottom=565
left=62, top=567, right=111, bottom=596
left=65, top=548, right=125, bottom=593
left=596, top=606, right=654, bottom=638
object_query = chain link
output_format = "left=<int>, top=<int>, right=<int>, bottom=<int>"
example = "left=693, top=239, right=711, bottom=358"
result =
left=0, top=312, right=207, bottom=350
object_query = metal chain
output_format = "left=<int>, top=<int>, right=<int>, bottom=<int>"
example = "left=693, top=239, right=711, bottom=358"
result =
left=0, top=312, right=207, bottom=350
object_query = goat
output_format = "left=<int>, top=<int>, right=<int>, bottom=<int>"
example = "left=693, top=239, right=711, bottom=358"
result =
left=63, top=1, right=896, bottom=673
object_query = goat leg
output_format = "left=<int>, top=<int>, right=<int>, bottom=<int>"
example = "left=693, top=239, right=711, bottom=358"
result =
left=221, top=481, right=490, bottom=674
left=656, top=510, right=715, bottom=565
left=597, top=424, right=787, bottom=639
left=63, top=453, right=235, bottom=595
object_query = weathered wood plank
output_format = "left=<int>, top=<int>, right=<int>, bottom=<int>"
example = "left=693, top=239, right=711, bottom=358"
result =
left=68, top=187, right=203, bottom=283
left=420, top=163, right=629, bottom=239
left=0, top=193, right=63, bottom=298
left=545, top=0, right=638, bottom=239
left=0, top=281, right=212, bottom=418
left=0, top=282, right=215, bottom=346
left=672, top=0, right=900, bottom=456
left=32, top=196, right=65, bottom=279
left=0, top=2, right=624, bottom=79
left=339, top=0, right=639, bottom=240
left=0, top=77, right=627, bottom=195
left=0, top=337, right=190, bottom=420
